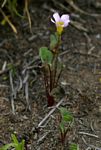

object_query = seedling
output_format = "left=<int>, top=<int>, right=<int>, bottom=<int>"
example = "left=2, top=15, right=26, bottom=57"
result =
left=39, top=12, right=70, bottom=106
left=70, top=143, right=79, bottom=150
left=59, top=107, right=73, bottom=145
left=0, top=134, right=25, bottom=150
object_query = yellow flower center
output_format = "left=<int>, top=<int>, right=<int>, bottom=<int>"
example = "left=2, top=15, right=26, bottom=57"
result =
left=57, top=21, right=64, bottom=26
left=56, top=21, right=64, bottom=35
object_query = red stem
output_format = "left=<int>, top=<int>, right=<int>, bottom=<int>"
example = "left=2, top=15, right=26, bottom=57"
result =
left=43, top=66, right=55, bottom=106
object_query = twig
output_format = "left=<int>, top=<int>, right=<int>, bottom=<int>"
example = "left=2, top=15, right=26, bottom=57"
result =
left=17, top=75, right=23, bottom=92
left=9, top=71, right=15, bottom=114
left=37, top=97, right=65, bottom=128
left=24, top=48, right=33, bottom=56
left=23, top=71, right=29, bottom=83
left=2, top=61, right=7, bottom=71
left=90, top=120, right=95, bottom=133
left=0, top=84, right=8, bottom=88
left=65, top=0, right=100, bottom=17
left=79, top=131, right=98, bottom=138
left=25, top=81, right=31, bottom=111
left=37, top=132, right=50, bottom=144
left=82, top=136, right=88, bottom=145
left=52, top=0, right=70, bottom=12
left=73, top=51, right=99, bottom=58
left=23, top=69, right=31, bottom=111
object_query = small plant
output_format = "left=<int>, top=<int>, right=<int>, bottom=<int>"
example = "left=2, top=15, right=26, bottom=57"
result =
left=69, top=143, right=79, bottom=150
left=0, top=134, right=25, bottom=150
left=39, top=12, right=70, bottom=106
left=59, top=107, right=73, bottom=145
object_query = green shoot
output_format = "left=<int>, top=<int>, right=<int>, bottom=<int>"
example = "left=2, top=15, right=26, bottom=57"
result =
left=70, top=143, right=79, bottom=150
left=59, top=107, right=73, bottom=145
left=0, top=134, right=25, bottom=150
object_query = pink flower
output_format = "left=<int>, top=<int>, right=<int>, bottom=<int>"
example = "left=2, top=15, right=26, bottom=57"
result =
left=51, top=12, right=70, bottom=29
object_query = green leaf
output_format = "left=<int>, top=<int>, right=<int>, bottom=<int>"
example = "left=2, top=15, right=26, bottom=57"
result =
left=50, top=34, right=58, bottom=50
left=0, top=143, right=16, bottom=150
left=11, top=134, right=19, bottom=145
left=59, top=121, right=65, bottom=134
left=11, top=134, right=25, bottom=150
left=39, top=47, right=53, bottom=65
left=20, top=139, right=25, bottom=150
left=7, top=0, right=23, bottom=18
left=0, top=134, right=25, bottom=150
left=17, top=139, right=25, bottom=150
left=70, top=143, right=79, bottom=150
left=59, top=107, right=73, bottom=122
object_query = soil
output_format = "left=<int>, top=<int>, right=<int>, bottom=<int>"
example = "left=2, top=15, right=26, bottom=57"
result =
left=0, top=0, right=101, bottom=150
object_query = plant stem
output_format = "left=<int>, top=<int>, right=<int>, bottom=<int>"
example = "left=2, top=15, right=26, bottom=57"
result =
left=48, top=64, right=53, bottom=92
left=43, top=66, right=55, bottom=106
left=53, top=53, right=58, bottom=88
left=52, top=33, right=61, bottom=88
left=47, top=92, right=55, bottom=106
left=55, top=66, right=63, bottom=87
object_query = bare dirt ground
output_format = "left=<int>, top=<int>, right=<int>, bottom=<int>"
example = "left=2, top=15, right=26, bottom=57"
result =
left=0, top=0, right=101, bottom=149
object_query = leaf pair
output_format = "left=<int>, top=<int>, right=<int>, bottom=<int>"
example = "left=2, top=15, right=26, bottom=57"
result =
left=39, top=34, right=58, bottom=65
left=59, top=107, right=73, bottom=134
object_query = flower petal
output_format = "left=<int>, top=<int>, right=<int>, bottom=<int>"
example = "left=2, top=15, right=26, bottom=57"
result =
left=53, top=12, right=61, bottom=23
left=61, top=14, right=70, bottom=27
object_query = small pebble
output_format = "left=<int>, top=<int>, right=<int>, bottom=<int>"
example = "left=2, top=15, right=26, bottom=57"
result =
left=96, top=34, right=101, bottom=39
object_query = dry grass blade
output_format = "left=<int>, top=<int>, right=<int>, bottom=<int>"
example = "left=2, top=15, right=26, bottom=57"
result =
left=23, top=69, right=31, bottom=111
left=25, top=79, right=31, bottom=111
left=65, top=0, right=100, bottom=17
left=24, top=0, right=32, bottom=32
left=71, top=20, right=88, bottom=32
left=9, top=70, right=15, bottom=114
left=52, top=0, right=70, bottom=12
left=0, top=8, right=17, bottom=34
left=1, top=0, right=7, bottom=7
left=79, top=131, right=98, bottom=138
